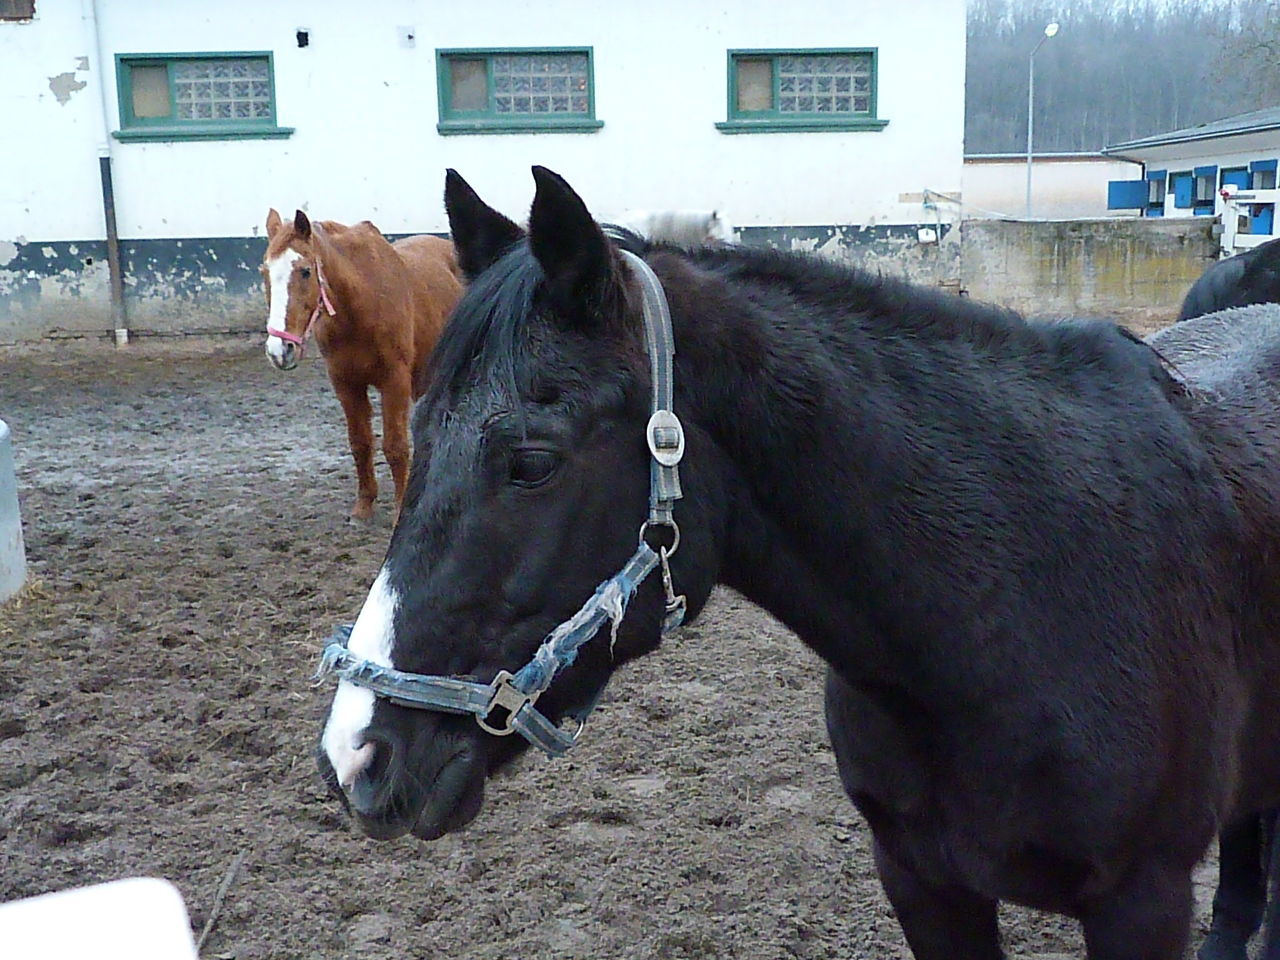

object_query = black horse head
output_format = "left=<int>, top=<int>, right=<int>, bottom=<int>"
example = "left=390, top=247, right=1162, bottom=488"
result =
left=1179, top=235, right=1280, bottom=321
left=317, top=168, right=722, bottom=840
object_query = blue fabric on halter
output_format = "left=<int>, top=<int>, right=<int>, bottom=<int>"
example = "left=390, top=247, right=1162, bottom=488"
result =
left=512, top=542, right=659, bottom=696
left=313, top=241, right=685, bottom=758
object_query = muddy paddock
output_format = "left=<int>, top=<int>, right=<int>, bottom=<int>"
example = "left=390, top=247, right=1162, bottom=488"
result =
left=0, top=342, right=1222, bottom=958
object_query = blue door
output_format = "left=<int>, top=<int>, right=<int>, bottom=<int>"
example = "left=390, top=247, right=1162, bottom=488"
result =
left=1171, top=172, right=1194, bottom=210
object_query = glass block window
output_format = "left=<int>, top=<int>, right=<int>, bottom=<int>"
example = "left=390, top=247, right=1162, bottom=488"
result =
left=721, top=49, right=887, bottom=133
left=172, top=58, right=273, bottom=121
left=115, top=52, right=288, bottom=140
left=437, top=48, right=601, bottom=134
left=776, top=54, right=872, bottom=114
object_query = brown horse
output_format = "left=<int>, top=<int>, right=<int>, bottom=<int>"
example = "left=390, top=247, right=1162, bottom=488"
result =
left=261, top=209, right=463, bottom=521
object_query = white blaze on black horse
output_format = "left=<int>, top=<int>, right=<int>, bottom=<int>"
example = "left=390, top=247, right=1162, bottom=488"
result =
left=318, top=167, right=1280, bottom=960
left=320, top=567, right=398, bottom=793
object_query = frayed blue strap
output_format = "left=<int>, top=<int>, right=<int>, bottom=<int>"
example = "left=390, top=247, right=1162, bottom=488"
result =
left=317, top=636, right=583, bottom=756
left=314, top=543, right=661, bottom=758
left=512, top=543, right=659, bottom=696
left=317, top=639, right=492, bottom=715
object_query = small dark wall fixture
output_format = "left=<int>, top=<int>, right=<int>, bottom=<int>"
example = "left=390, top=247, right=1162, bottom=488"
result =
left=0, top=0, right=36, bottom=22
left=296, top=29, right=310, bottom=48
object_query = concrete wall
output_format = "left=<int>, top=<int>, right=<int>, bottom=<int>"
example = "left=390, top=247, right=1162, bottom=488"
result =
left=2, top=0, right=965, bottom=342
left=963, top=155, right=1144, bottom=220
left=960, top=216, right=1217, bottom=331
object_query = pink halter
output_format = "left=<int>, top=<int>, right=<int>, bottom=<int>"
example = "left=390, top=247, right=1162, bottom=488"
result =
left=268, top=259, right=336, bottom=359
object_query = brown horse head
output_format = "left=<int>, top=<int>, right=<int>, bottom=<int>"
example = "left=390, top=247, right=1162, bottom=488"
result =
left=261, top=208, right=335, bottom=371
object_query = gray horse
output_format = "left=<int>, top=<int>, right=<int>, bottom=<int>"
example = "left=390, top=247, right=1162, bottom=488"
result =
left=1150, top=303, right=1280, bottom=960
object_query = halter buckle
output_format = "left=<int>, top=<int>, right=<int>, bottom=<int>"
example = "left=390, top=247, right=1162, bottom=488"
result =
left=476, top=670, right=533, bottom=736
left=647, top=410, right=685, bottom=467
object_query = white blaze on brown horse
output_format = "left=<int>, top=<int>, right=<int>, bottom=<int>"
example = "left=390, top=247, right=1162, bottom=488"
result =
left=261, top=209, right=463, bottom=522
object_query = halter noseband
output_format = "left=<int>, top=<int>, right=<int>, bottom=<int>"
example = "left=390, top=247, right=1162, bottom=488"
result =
left=267, top=258, right=336, bottom=359
left=315, top=243, right=686, bottom=757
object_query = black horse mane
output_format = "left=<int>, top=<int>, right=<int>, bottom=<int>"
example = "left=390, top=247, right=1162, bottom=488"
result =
left=425, top=234, right=1170, bottom=414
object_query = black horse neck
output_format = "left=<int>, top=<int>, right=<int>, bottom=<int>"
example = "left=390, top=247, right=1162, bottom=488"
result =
left=654, top=246, right=1162, bottom=680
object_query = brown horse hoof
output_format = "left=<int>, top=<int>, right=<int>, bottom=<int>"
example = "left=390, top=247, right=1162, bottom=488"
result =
left=348, top=504, right=376, bottom=525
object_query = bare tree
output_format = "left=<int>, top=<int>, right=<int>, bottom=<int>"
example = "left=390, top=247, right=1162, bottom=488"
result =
left=1209, top=1, right=1280, bottom=104
left=966, top=0, right=1277, bottom=154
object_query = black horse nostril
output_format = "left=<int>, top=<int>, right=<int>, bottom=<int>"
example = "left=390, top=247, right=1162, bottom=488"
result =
left=347, top=734, right=394, bottom=817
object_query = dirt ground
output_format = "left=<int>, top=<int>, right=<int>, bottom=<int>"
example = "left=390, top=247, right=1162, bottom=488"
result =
left=0, top=340, right=1225, bottom=959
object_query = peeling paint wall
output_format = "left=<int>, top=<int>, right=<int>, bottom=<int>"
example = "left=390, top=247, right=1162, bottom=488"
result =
left=47, top=69, right=88, bottom=106
left=1, top=2, right=102, bottom=242
left=3, top=227, right=965, bottom=342
left=959, top=217, right=1218, bottom=330
left=3, top=0, right=973, bottom=341
left=0, top=237, right=268, bottom=342
left=2, top=219, right=1217, bottom=343
left=741, top=223, right=962, bottom=288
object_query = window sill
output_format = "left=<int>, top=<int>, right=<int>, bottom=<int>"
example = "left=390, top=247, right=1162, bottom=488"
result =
left=716, top=118, right=889, bottom=134
left=436, top=119, right=604, bottom=136
left=112, top=125, right=295, bottom=143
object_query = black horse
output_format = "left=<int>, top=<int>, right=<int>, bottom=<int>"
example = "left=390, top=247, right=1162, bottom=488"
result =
left=1150, top=304, right=1280, bottom=960
left=1179, top=236, right=1280, bottom=321
left=318, top=167, right=1280, bottom=959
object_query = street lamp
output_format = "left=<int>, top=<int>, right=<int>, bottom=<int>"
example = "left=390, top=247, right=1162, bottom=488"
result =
left=1025, top=21, right=1060, bottom=218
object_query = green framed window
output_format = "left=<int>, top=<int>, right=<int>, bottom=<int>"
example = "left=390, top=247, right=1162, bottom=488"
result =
left=113, top=52, right=294, bottom=142
left=717, top=49, right=889, bottom=134
left=436, top=48, right=602, bottom=135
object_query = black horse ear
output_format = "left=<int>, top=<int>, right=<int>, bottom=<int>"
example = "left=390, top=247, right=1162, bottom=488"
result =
left=444, top=169, right=525, bottom=280
left=294, top=209, right=312, bottom=240
left=528, top=166, right=618, bottom=328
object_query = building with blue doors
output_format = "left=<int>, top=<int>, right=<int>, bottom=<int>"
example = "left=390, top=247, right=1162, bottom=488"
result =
left=1102, top=107, right=1280, bottom=248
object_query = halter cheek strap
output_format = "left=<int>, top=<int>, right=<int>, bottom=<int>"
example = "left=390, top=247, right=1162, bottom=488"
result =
left=268, top=260, right=336, bottom=358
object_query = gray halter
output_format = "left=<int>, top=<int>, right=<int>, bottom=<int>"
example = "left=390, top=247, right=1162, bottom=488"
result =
left=316, top=244, right=685, bottom=757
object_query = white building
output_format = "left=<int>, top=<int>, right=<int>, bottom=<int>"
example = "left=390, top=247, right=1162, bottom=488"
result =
left=1103, top=107, right=1280, bottom=249
left=0, top=0, right=965, bottom=342
left=962, top=153, right=1143, bottom=221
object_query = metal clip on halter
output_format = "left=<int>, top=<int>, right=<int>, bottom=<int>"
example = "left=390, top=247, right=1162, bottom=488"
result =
left=476, top=670, right=534, bottom=736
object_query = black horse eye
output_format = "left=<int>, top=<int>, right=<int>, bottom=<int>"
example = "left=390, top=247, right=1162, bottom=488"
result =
left=300, top=267, right=312, bottom=279
left=510, top=448, right=559, bottom=488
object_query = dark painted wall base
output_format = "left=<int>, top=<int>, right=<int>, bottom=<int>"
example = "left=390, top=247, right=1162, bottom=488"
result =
left=1, top=226, right=956, bottom=342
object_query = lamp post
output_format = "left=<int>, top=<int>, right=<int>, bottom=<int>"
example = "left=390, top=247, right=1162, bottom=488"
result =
left=1025, top=21, right=1060, bottom=219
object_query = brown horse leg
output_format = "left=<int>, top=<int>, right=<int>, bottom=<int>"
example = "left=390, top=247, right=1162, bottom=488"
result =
left=379, top=372, right=413, bottom=521
left=872, top=842, right=1004, bottom=960
left=332, top=379, right=378, bottom=521
left=1080, top=858, right=1192, bottom=960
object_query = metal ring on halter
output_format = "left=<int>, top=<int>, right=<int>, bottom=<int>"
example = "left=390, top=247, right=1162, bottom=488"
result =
left=638, top=519, right=680, bottom=557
